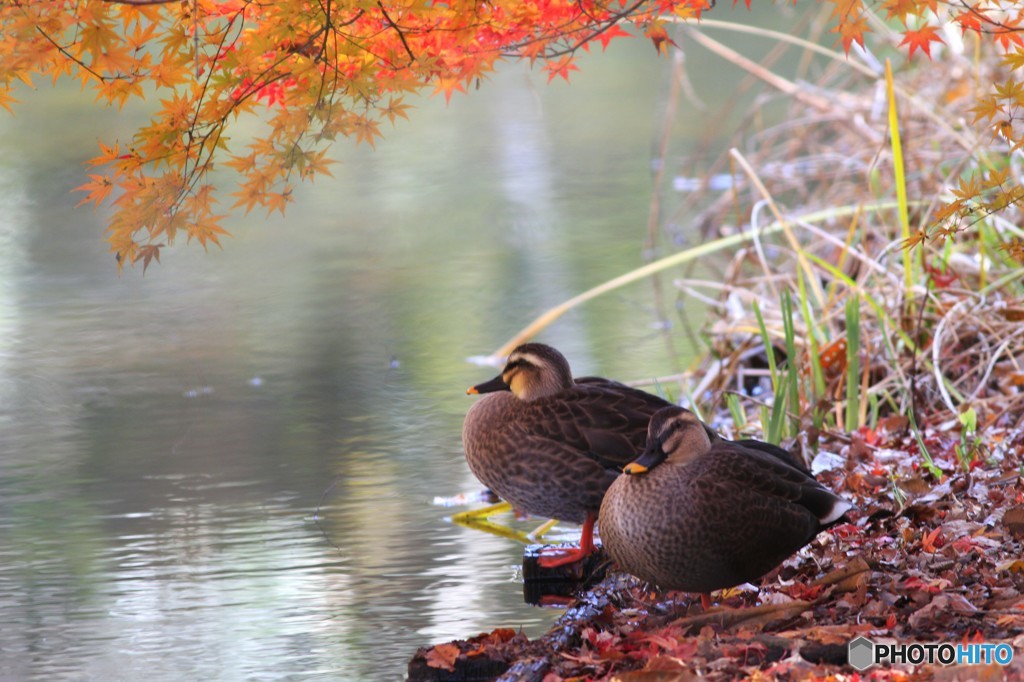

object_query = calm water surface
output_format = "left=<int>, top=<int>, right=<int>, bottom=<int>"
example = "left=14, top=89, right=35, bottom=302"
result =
left=0, top=7, right=800, bottom=679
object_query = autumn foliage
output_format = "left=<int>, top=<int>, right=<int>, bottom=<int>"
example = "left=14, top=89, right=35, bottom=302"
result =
left=1, top=0, right=1023, bottom=268
left=0, top=0, right=707, bottom=268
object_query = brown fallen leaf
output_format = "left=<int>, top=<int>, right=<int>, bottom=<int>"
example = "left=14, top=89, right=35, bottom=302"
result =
left=612, top=656, right=699, bottom=682
left=464, top=627, right=520, bottom=657
left=1001, top=505, right=1024, bottom=538
left=424, top=642, right=460, bottom=671
left=908, top=593, right=980, bottom=630
left=672, top=600, right=816, bottom=632
left=810, top=556, right=872, bottom=591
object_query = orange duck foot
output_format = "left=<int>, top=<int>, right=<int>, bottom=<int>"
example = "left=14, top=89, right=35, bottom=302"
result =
left=536, top=512, right=596, bottom=568
left=536, top=546, right=594, bottom=569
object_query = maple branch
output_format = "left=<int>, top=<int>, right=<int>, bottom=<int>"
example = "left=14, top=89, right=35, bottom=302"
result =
left=951, top=0, right=1024, bottom=35
left=32, top=25, right=107, bottom=82
left=176, top=13, right=246, bottom=210
left=376, top=1, right=416, bottom=65
left=324, top=9, right=410, bottom=73
left=501, top=0, right=647, bottom=59
left=560, top=0, right=641, bottom=54
left=566, top=0, right=645, bottom=51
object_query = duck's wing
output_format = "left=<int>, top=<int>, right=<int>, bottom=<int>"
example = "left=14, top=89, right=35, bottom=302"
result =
left=528, top=380, right=673, bottom=471
left=731, top=438, right=810, bottom=474
left=702, top=443, right=852, bottom=528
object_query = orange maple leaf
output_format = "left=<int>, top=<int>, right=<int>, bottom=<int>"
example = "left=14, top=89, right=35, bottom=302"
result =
left=645, top=25, right=676, bottom=56
left=898, top=25, right=944, bottom=59
left=991, top=17, right=1024, bottom=52
left=883, top=0, right=922, bottom=22
left=134, top=243, right=162, bottom=275
left=833, top=12, right=868, bottom=52
left=921, top=526, right=944, bottom=552
left=432, top=75, right=466, bottom=103
left=85, top=140, right=121, bottom=167
left=74, top=174, right=115, bottom=207
left=424, top=643, right=460, bottom=671
left=544, top=55, right=579, bottom=83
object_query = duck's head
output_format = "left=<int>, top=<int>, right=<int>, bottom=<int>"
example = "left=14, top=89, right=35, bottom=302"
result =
left=466, top=343, right=574, bottom=402
left=624, top=406, right=711, bottom=475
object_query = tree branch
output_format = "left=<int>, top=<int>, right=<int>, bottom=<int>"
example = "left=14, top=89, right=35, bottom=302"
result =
left=377, top=1, right=416, bottom=65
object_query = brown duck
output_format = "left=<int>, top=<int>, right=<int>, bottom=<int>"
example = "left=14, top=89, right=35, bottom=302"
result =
left=599, top=406, right=852, bottom=606
left=462, top=343, right=684, bottom=567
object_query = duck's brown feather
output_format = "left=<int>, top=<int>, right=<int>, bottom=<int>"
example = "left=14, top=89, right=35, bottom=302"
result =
left=599, top=437, right=851, bottom=593
left=462, top=378, right=672, bottom=523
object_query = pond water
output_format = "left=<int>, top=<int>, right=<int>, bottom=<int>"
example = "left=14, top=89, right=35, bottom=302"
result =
left=0, top=6, right=801, bottom=680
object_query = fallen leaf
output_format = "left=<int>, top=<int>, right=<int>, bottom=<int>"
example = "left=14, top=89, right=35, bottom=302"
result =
left=1001, top=505, right=1024, bottom=538
left=921, top=526, right=945, bottom=552
left=425, top=642, right=460, bottom=671
left=908, top=593, right=979, bottom=630
left=641, top=655, right=691, bottom=671
left=878, top=415, right=910, bottom=434
left=997, top=614, right=1024, bottom=628
left=996, top=559, right=1024, bottom=575
left=614, top=655, right=698, bottom=681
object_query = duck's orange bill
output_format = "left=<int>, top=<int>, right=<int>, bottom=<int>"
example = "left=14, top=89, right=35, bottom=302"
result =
left=466, top=386, right=479, bottom=395
left=623, top=462, right=649, bottom=475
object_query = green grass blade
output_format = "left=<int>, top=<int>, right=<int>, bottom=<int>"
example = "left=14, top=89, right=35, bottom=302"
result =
left=802, top=251, right=917, bottom=351
left=780, top=290, right=800, bottom=438
left=488, top=201, right=905, bottom=361
left=753, top=300, right=778, bottom=392
left=886, top=59, right=917, bottom=302
left=725, top=393, right=746, bottom=430
left=767, top=375, right=789, bottom=445
left=908, top=411, right=943, bottom=478
left=845, top=295, right=861, bottom=431
left=797, top=268, right=826, bottom=400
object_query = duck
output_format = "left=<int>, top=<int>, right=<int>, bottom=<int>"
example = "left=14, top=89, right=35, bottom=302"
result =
left=462, top=343, right=686, bottom=567
left=598, top=406, right=852, bottom=607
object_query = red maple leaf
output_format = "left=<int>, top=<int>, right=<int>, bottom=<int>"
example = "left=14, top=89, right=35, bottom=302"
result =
left=953, top=7, right=984, bottom=36
left=925, top=260, right=958, bottom=288
left=898, top=25, right=944, bottom=59
left=591, top=23, right=632, bottom=51
left=992, top=26, right=1024, bottom=52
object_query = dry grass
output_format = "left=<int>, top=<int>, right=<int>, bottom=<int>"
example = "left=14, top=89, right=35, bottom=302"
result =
left=485, top=9, right=1024, bottom=455
left=645, top=14, right=1024, bottom=446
